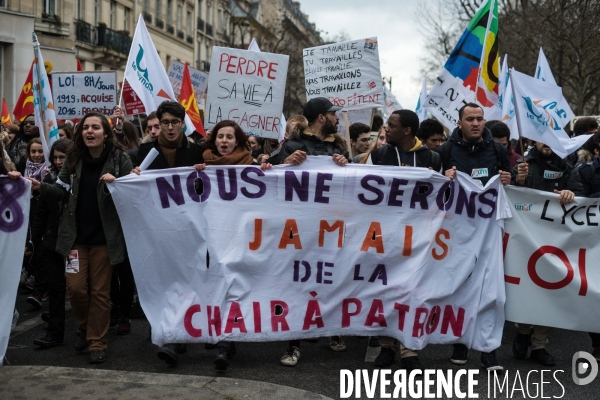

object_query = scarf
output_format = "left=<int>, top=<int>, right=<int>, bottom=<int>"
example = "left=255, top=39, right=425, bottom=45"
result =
left=158, top=132, right=183, bottom=168
left=25, top=159, right=47, bottom=181
left=203, top=146, right=254, bottom=166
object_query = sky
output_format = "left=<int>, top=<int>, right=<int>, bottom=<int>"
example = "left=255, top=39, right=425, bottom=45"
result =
left=296, top=0, right=428, bottom=111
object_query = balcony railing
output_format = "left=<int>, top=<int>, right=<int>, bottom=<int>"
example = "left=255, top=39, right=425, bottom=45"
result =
left=197, top=17, right=204, bottom=32
left=177, top=30, right=184, bottom=39
left=186, top=35, right=193, bottom=44
left=155, top=17, right=164, bottom=29
left=75, top=20, right=131, bottom=55
left=202, top=61, right=211, bottom=72
left=142, top=12, right=152, bottom=24
left=206, top=23, right=213, bottom=36
left=166, top=24, right=174, bottom=34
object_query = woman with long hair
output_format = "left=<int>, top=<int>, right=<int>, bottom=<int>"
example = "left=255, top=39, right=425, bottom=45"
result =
left=17, top=112, right=132, bottom=363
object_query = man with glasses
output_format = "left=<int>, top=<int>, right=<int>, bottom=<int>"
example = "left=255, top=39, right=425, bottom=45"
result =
left=134, top=101, right=205, bottom=367
left=349, top=122, right=371, bottom=163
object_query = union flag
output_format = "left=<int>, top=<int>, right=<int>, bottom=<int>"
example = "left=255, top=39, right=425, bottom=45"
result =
left=179, top=63, right=205, bottom=136
left=13, top=62, right=35, bottom=122
left=1, top=98, right=12, bottom=125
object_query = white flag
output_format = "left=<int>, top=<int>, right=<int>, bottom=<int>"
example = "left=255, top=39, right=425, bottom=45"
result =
left=383, top=86, right=402, bottom=119
left=500, top=77, right=519, bottom=140
left=125, top=15, right=195, bottom=135
left=497, top=55, right=508, bottom=111
left=32, top=33, right=59, bottom=165
left=535, top=48, right=574, bottom=122
left=510, top=69, right=591, bottom=157
left=247, top=37, right=286, bottom=142
left=415, top=75, right=428, bottom=122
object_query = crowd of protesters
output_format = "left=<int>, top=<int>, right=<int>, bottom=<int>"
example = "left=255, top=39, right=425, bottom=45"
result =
left=3, top=97, right=600, bottom=372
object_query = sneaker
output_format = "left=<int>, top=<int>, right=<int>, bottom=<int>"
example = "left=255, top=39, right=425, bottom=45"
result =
left=74, top=329, right=89, bottom=352
left=401, top=356, right=424, bottom=374
left=214, top=348, right=230, bottom=371
left=110, top=306, right=120, bottom=327
left=26, top=294, right=42, bottom=309
left=374, top=347, right=395, bottom=367
left=530, top=348, right=555, bottom=366
left=116, top=316, right=131, bottom=335
left=173, top=343, right=187, bottom=354
left=593, top=347, right=600, bottom=361
left=369, top=336, right=380, bottom=347
left=512, top=332, right=531, bottom=359
left=329, top=336, right=346, bottom=352
left=33, top=334, right=64, bottom=348
left=23, top=276, right=35, bottom=291
left=157, top=346, right=178, bottom=366
left=41, top=291, right=49, bottom=302
left=481, top=350, right=504, bottom=371
left=89, top=350, right=106, bottom=364
left=40, top=311, right=50, bottom=324
left=451, top=344, right=468, bottom=365
left=281, top=346, right=301, bottom=366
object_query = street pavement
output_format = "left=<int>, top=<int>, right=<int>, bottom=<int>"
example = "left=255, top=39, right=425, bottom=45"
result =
left=3, top=288, right=600, bottom=399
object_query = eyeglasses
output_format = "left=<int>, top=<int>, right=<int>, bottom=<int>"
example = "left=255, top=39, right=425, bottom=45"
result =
left=160, top=119, right=182, bottom=127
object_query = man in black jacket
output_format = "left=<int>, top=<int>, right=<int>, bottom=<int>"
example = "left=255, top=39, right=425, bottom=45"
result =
left=510, top=140, right=583, bottom=366
left=270, top=97, right=349, bottom=166
left=437, top=102, right=510, bottom=371
left=370, top=109, right=440, bottom=372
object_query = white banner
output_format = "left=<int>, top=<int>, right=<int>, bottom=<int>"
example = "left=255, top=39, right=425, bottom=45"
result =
left=303, top=38, right=384, bottom=110
left=0, top=177, right=31, bottom=365
left=504, top=186, right=600, bottom=333
left=205, top=47, right=289, bottom=139
left=167, top=60, right=209, bottom=102
left=52, top=71, right=117, bottom=118
left=108, top=158, right=508, bottom=351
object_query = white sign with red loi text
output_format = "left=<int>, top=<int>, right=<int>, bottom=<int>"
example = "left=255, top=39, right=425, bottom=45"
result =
left=51, top=71, right=117, bottom=118
left=108, top=159, right=508, bottom=350
left=204, top=47, right=289, bottom=139
left=303, top=38, right=384, bottom=110
left=504, top=186, right=600, bottom=333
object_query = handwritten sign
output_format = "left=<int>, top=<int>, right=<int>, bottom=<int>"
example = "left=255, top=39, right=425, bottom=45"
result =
left=121, top=81, right=145, bottom=116
left=51, top=71, right=117, bottom=118
left=167, top=60, right=209, bottom=104
left=205, top=47, right=289, bottom=139
left=336, top=108, right=373, bottom=136
left=303, top=37, right=384, bottom=110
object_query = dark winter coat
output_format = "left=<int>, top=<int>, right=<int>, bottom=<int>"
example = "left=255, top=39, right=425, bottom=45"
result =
left=269, top=130, right=350, bottom=165
left=370, top=140, right=442, bottom=171
left=137, top=137, right=204, bottom=169
left=578, top=157, right=600, bottom=198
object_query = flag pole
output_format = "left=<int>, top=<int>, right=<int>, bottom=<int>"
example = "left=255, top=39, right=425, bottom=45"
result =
left=31, top=32, right=51, bottom=165
left=116, top=78, right=125, bottom=125
left=474, top=0, right=495, bottom=104
left=508, top=69, right=526, bottom=157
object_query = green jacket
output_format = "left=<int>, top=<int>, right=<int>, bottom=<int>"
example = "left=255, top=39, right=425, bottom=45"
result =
left=41, top=149, right=132, bottom=265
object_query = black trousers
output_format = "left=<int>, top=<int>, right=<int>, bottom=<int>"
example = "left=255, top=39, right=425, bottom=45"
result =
left=44, top=248, right=66, bottom=340
left=110, top=257, right=135, bottom=318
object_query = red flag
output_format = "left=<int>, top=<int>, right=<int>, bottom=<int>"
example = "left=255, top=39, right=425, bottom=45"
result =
left=1, top=98, right=12, bottom=125
left=77, top=59, right=83, bottom=72
left=179, top=63, right=205, bottom=136
left=13, top=62, right=35, bottom=122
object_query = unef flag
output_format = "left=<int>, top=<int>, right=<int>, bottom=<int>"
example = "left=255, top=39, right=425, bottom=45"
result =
left=509, top=69, right=591, bottom=158
left=179, top=63, right=205, bottom=136
left=13, top=62, right=35, bottom=122
left=124, top=15, right=195, bottom=135
left=1, top=99, right=12, bottom=125
left=32, top=33, right=59, bottom=163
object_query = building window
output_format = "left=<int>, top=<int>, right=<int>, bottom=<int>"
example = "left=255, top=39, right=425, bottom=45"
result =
left=94, top=0, right=100, bottom=26
left=187, top=11, right=192, bottom=35
left=167, top=0, right=172, bottom=24
left=197, top=0, right=202, bottom=18
left=124, top=8, right=129, bottom=31
left=109, top=1, right=115, bottom=29
left=43, top=0, right=57, bottom=15
left=143, top=0, right=149, bottom=12
left=206, top=3, right=211, bottom=24
left=218, top=9, right=222, bottom=30
left=205, top=44, right=209, bottom=62
left=76, top=0, right=82, bottom=19
left=166, top=55, right=172, bottom=69
left=155, top=0, right=161, bottom=16
left=177, top=4, right=183, bottom=31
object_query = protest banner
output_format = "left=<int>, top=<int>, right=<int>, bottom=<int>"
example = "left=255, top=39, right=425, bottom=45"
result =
left=120, top=81, right=145, bottom=116
left=504, top=186, right=600, bottom=333
left=204, top=47, right=289, bottom=139
left=336, top=108, right=373, bottom=136
left=304, top=38, right=384, bottom=110
left=0, top=177, right=31, bottom=365
left=52, top=71, right=117, bottom=119
left=167, top=60, right=209, bottom=103
left=108, top=158, right=508, bottom=351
